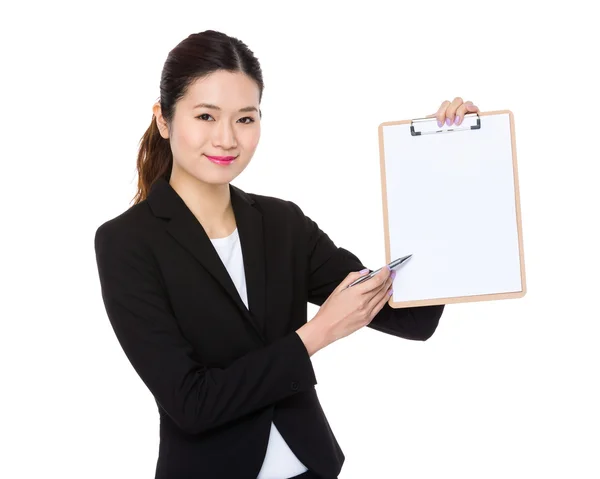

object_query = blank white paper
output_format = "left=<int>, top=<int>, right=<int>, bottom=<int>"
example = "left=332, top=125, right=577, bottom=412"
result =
left=382, top=113, right=523, bottom=303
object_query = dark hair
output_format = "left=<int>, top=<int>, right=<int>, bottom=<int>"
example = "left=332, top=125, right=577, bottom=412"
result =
left=131, top=30, right=264, bottom=206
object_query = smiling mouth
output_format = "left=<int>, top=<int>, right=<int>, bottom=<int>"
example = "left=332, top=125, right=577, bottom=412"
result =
left=205, top=155, right=237, bottom=161
left=205, top=155, right=238, bottom=165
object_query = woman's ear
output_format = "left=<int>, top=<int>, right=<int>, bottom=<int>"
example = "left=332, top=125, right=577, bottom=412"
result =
left=152, top=102, right=170, bottom=139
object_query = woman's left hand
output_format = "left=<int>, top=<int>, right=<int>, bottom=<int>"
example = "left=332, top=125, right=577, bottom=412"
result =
left=426, top=97, right=480, bottom=127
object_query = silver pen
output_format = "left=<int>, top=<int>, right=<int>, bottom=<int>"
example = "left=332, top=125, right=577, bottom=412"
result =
left=343, top=254, right=413, bottom=290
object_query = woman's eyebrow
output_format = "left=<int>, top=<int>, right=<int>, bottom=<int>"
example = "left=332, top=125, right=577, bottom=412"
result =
left=193, top=102, right=258, bottom=113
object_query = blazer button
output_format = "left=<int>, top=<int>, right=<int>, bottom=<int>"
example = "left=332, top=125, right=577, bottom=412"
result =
left=291, top=381, right=299, bottom=391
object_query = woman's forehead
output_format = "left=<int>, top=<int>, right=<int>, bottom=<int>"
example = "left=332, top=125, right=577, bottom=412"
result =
left=182, top=71, right=260, bottom=108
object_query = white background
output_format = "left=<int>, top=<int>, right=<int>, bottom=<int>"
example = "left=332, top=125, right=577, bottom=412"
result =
left=2, top=1, right=599, bottom=478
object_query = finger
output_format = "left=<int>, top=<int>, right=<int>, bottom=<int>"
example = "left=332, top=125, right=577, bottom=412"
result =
left=465, top=101, right=479, bottom=113
left=367, top=280, right=394, bottom=321
left=444, top=97, right=464, bottom=126
left=454, top=101, right=479, bottom=126
left=356, top=266, right=390, bottom=295
left=465, top=101, right=480, bottom=112
left=435, top=100, right=451, bottom=127
left=366, top=272, right=393, bottom=310
left=454, top=103, right=468, bottom=126
left=372, top=269, right=393, bottom=297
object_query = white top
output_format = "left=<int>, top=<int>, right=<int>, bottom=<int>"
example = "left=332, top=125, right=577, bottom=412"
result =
left=209, top=228, right=309, bottom=479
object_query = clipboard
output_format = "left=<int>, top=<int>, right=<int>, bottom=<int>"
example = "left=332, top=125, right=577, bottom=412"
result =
left=378, top=110, right=527, bottom=308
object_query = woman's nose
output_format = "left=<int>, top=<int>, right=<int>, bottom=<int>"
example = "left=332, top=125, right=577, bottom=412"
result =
left=213, top=122, right=237, bottom=148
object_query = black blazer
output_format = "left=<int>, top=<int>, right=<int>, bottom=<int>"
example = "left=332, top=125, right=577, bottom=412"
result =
left=94, top=177, right=444, bottom=479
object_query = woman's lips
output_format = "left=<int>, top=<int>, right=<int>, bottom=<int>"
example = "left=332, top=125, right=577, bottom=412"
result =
left=205, top=155, right=237, bottom=165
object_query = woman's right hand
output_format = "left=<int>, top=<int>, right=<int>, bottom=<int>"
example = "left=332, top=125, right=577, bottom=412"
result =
left=314, top=267, right=394, bottom=345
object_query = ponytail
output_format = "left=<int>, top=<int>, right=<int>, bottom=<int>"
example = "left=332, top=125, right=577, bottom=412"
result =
left=130, top=113, right=173, bottom=206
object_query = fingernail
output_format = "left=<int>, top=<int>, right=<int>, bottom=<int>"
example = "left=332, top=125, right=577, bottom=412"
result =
left=455, top=116, right=461, bottom=125
left=391, top=270, right=396, bottom=279
left=446, top=118, right=452, bottom=126
left=437, top=120, right=443, bottom=127
left=359, top=268, right=369, bottom=274
left=387, top=265, right=391, bottom=271
left=388, top=288, right=393, bottom=296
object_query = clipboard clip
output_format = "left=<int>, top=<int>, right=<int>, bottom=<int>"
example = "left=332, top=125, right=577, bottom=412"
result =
left=410, top=112, right=481, bottom=136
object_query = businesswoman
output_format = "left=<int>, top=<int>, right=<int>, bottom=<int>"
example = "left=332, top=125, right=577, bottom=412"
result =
left=94, top=30, right=480, bottom=479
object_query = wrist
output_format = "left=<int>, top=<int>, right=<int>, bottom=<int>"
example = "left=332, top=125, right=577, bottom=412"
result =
left=296, top=318, right=329, bottom=357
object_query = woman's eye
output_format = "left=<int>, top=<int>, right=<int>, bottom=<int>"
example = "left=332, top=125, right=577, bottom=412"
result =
left=196, top=114, right=255, bottom=124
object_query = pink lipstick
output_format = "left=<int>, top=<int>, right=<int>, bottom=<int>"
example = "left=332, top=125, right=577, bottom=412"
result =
left=205, top=155, right=237, bottom=165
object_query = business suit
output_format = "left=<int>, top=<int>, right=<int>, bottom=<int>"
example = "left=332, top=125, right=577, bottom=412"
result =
left=94, top=176, right=444, bottom=479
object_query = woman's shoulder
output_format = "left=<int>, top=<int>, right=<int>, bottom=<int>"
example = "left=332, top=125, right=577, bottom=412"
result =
left=94, top=200, right=153, bottom=250
left=243, top=189, right=306, bottom=222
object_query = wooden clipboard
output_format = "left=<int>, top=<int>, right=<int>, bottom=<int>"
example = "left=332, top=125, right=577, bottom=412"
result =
left=378, top=110, right=527, bottom=308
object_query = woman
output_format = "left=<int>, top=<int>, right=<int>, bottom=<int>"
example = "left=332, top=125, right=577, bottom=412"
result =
left=94, top=30, right=480, bottom=479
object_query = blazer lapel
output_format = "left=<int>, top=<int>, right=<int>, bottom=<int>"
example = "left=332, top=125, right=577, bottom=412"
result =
left=147, top=177, right=267, bottom=344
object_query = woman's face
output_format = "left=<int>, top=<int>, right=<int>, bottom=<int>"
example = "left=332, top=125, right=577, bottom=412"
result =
left=154, top=70, right=261, bottom=186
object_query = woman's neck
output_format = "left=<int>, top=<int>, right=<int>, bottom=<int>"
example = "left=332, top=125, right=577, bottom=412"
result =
left=169, top=174, right=236, bottom=239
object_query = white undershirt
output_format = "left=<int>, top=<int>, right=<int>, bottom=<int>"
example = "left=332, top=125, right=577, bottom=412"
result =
left=209, top=228, right=309, bottom=479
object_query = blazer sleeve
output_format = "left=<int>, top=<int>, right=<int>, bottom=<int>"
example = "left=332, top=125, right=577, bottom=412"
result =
left=94, top=223, right=317, bottom=436
left=288, top=201, right=444, bottom=341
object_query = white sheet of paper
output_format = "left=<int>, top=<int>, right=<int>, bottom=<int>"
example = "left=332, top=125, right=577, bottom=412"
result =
left=381, top=113, right=523, bottom=302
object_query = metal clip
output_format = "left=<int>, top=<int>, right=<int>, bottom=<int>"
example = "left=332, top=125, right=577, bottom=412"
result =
left=410, top=112, right=481, bottom=136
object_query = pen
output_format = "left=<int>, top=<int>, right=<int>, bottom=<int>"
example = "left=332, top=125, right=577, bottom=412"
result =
left=343, top=254, right=413, bottom=290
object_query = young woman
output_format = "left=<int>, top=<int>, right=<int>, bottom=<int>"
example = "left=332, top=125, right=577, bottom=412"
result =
left=94, top=29, right=480, bottom=479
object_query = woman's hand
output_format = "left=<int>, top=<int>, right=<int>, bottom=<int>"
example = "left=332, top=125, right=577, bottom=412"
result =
left=296, top=268, right=393, bottom=356
left=316, top=268, right=393, bottom=342
left=426, top=97, right=480, bottom=127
